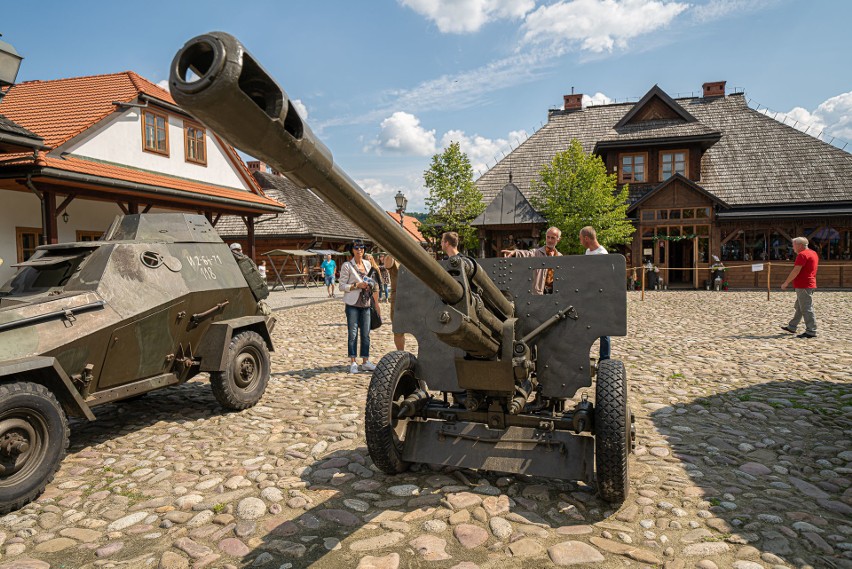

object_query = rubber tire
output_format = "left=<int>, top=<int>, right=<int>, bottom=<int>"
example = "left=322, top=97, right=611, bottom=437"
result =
left=0, top=382, right=69, bottom=514
left=594, top=359, right=631, bottom=503
left=210, top=331, right=270, bottom=410
left=365, top=351, right=418, bottom=475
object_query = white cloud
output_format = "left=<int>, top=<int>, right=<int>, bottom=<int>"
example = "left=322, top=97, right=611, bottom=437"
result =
left=358, top=177, right=428, bottom=212
left=521, top=0, right=688, bottom=53
left=368, top=112, right=437, bottom=156
left=762, top=91, right=852, bottom=144
left=291, top=99, right=309, bottom=120
left=583, top=91, right=613, bottom=106
left=400, top=0, right=535, bottom=33
left=156, top=79, right=169, bottom=91
left=690, top=0, right=776, bottom=24
left=440, top=128, right=529, bottom=172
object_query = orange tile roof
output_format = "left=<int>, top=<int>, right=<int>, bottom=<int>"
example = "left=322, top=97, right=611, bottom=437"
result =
left=386, top=211, right=426, bottom=242
left=0, top=71, right=270, bottom=205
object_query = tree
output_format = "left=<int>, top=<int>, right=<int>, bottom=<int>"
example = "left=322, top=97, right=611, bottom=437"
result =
left=423, top=142, right=485, bottom=252
left=531, top=139, right=634, bottom=255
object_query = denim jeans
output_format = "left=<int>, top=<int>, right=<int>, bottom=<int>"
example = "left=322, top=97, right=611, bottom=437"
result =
left=379, top=283, right=389, bottom=301
left=788, top=288, right=817, bottom=334
left=345, top=304, right=371, bottom=358
left=599, top=336, right=611, bottom=360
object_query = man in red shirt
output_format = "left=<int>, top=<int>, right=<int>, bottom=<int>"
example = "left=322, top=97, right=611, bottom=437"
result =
left=780, top=236, right=819, bottom=338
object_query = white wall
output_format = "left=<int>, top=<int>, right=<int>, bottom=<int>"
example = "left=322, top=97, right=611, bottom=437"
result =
left=0, top=189, right=177, bottom=285
left=61, top=107, right=249, bottom=190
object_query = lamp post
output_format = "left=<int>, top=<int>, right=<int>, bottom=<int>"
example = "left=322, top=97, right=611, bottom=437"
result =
left=394, top=191, right=408, bottom=228
left=0, top=35, right=24, bottom=101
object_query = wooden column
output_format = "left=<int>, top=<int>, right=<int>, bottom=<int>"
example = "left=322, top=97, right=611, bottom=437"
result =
left=42, top=191, right=59, bottom=245
left=128, top=201, right=139, bottom=214
left=246, top=216, right=256, bottom=261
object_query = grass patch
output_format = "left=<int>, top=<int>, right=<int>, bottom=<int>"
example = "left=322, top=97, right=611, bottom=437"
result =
left=670, top=373, right=684, bottom=379
left=738, top=394, right=751, bottom=402
left=212, top=503, right=226, bottom=514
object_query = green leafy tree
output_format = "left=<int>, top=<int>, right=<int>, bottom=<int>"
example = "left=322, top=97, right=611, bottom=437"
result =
left=423, top=142, right=485, bottom=251
left=531, top=139, right=634, bottom=255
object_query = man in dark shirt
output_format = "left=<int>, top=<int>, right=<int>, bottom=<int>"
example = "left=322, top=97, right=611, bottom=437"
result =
left=780, top=236, right=819, bottom=338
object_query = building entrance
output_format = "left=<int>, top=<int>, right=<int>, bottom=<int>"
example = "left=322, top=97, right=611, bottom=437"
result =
left=668, top=238, right=695, bottom=286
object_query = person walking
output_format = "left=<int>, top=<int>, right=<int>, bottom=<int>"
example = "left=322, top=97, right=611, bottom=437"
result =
left=502, top=226, right=562, bottom=294
left=378, top=256, right=390, bottom=302
left=339, top=240, right=380, bottom=373
left=781, top=236, right=818, bottom=338
left=579, top=226, right=611, bottom=360
left=321, top=254, right=337, bottom=298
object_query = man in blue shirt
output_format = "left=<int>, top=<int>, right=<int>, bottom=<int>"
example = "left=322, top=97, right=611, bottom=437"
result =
left=321, top=254, right=337, bottom=298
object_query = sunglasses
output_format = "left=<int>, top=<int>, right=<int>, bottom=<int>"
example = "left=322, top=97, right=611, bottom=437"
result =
left=353, top=245, right=365, bottom=249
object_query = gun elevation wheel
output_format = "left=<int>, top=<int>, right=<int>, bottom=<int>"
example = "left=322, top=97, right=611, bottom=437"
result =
left=365, top=351, right=418, bottom=474
left=0, top=382, right=69, bottom=514
left=595, top=359, right=631, bottom=503
left=211, top=330, right=270, bottom=410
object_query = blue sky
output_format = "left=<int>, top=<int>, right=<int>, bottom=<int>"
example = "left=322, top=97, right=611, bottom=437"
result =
left=4, top=0, right=851, bottom=211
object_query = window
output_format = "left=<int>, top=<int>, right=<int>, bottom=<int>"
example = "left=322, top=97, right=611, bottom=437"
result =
left=142, top=110, right=169, bottom=155
left=619, top=153, right=646, bottom=183
left=660, top=150, right=688, bottom=180
left=16, top=227, right=44, bottom=263
left=184, top=122, right=207, bottom=165
left=641, top=210, right=655, bottom=221
left=76, top=230, right=103, bottom=242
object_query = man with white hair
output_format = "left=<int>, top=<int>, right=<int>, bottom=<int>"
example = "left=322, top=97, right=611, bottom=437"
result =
left=780, top=236, right=818, bottom=338
left=502, top=226, right=562, bottom=295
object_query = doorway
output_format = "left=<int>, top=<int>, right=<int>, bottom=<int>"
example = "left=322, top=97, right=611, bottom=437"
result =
left=668, top=239, right=694, bottom=286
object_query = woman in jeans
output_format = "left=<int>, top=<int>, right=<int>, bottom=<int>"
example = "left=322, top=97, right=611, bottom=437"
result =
left=339, top=240, right=380, bottom=374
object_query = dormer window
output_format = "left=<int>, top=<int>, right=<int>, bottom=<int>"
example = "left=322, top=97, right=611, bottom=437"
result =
left=184, top=121, right=207, bottom=165
left=619, top=153, right=646, bottom=183
left=660, top=150, right=688, bottom=180
left=142, top=110, right=169, bottom=156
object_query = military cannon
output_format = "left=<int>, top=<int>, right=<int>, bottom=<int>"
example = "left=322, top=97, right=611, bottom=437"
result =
left=170, top=32, right=633, bottom=502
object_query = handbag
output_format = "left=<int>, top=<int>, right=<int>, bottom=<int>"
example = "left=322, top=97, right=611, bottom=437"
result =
left=369, top=296, right=383, bottom=330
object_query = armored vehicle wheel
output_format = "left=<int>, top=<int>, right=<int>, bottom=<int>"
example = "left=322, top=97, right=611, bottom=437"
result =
left=0, top=382, right=69, bottom=514
left=595, top=359, right=631, bottom=503
left=211, top=331, right=270, bottom=410
left=365, top=351, right=418, bottom=474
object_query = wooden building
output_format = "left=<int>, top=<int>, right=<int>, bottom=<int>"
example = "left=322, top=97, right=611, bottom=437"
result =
left=471, top=174, right=547, bottom=257
left=216, top=168, right=370, bottom=274
left=476, top=81, right=852, bottom=288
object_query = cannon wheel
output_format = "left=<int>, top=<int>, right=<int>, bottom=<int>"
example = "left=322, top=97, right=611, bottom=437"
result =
left=365, top=351, right=418, bottom=474
left=0, top=382, right=69, bottom=514
left=595, top=359, right=631, bottom=503
left=211, top=331, right=270, bottom=410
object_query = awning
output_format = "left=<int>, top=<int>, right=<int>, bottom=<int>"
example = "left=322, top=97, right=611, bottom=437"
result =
left=308, top=249, right=346, bottom=256
left=262, top=249, right=316, bottom=257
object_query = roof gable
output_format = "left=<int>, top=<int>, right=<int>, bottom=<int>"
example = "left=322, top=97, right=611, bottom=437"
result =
left=627, top=173, right=729, bottom=213
left=615, top=85, right=697, bottom=128
left=472, top=180, right=546, bottom=226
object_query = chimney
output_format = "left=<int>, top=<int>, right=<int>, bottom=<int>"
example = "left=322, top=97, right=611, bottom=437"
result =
left=563, top=93, right=583, bottom=111
left=702, top=81, right=726, bottom=98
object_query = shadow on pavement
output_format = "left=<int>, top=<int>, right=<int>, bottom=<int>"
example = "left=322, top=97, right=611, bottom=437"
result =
left=650, top=379, right=851, bottom=569
left=239, top=446, right=612, bottom=568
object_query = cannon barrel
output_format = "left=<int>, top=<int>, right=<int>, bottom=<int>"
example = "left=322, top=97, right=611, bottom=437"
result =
left=169, top=32, right=472, bottom=306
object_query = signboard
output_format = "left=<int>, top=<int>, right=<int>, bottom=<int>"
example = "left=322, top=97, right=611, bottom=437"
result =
left=751, top=263, right=764, bottom=272
left=643, top=248, right=653, bottom=256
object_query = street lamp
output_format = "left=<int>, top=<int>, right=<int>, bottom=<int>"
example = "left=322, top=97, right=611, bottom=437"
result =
left=394, top=191, right=408, bottom=227
left=0, top=35, right=24, bottom=101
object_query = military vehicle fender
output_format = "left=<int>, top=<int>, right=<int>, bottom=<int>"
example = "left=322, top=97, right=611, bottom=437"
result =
left=197, top=316, right=274, bottom=372
left=0, top=357, right=96, bottom=421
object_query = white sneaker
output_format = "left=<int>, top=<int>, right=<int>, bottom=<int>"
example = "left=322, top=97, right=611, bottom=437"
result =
left=360, top=361, right=377, bottom=372
left=349, top=362, right=360, bottom=374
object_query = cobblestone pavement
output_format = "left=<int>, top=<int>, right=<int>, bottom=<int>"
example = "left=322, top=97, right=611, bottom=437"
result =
left=1, top=291, right=850, bottom=569
left=265, top=286, right=336, bottom=311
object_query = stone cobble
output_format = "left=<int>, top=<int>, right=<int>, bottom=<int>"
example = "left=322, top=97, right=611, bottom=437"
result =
left=1, top=290, right=850, bottom=569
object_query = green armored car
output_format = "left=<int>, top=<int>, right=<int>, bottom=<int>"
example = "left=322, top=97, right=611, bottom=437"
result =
left=0, top=213, right=275, bottom=513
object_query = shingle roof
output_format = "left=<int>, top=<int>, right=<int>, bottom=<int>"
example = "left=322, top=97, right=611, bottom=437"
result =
left=0, top=112, right=42, bottom=141
left=596, top=119, right=720, bottom=145
left=472, top=181, right=546, bottom=226
left=477, top=92, right=852, bottom=208
left=217, top=171, right=368, bottom=240
left=0, top=71, right=280, bottom=211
